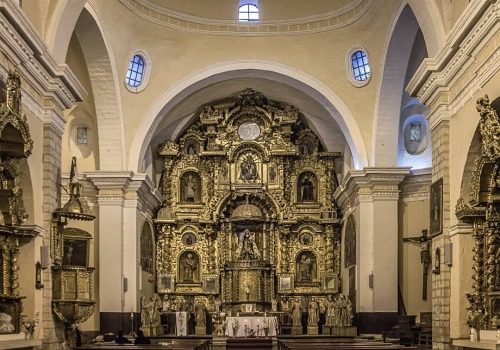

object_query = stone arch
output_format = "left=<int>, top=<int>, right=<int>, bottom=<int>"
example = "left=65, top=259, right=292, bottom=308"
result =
left=43, top=0, right=87, bottom=63
left=128, top=60, right=368, bottom=173
left=72, top=5, right=126, bottom=171
left=372, top=4, right=426, bottom=167
left=406, top=0, right=446, bottom=57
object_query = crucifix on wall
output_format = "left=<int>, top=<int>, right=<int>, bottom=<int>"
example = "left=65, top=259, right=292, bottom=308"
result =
left=403, top=229, right=431, bottom=300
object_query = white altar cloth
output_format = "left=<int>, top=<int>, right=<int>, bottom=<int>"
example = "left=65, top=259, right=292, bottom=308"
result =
left=225, top=316, right=278, bottom=337
left=175, top=311, right=188, bottom=336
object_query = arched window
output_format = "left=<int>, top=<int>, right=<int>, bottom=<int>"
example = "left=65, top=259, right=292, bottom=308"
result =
left=125, top=54, right=145, bottom=87
left=239, top=4, right=259, bottom=22
left=351, top=50, right=370, bottom=81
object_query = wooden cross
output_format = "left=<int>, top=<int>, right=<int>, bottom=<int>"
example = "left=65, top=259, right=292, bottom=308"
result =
left=403, top=229, right=431, bottom=300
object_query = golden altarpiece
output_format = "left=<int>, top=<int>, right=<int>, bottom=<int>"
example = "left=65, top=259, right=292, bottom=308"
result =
left=456, top=95, right=500, bottom=337
left=154, top=89, right=343, bottom=323
left=0, top=69, right=36, bottom=334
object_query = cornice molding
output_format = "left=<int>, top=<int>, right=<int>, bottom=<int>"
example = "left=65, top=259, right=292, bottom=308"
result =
left=118, top=0, right=374, bottom=36
left=334, top=167, right=411, bottom=207
left=448, top=223, right=473, bottom=237
left=42, top=108, right=65, bottom=136
left=85, top=171, right=162, bottom=212
left=399, top=169, right=431, bottom=201
left=0, top=0, right=86, bottom=110
left=407, top=0, right=499, bottom=112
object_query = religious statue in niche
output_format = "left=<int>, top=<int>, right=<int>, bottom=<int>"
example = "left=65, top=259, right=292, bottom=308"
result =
left=300, top=139, right=314, bottom=156
left=220, top=161, right=228, bottom=180
left=180, top=252, right=199, bottom=282
left=269, top=166, right=277, bottom=183
left=298, top=172, right=316, bottom=202
left=240, top=154, right=258, bottom=181
left=185, top=140, right=198, bottom=155
left=181, top=172, right=201, bottom=203
left=297, top=251, right=316, bottom=282
left=235, top=228, right=260, bottom=260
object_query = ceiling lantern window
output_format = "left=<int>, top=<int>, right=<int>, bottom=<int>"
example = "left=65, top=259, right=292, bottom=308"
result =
left=239, top=2, right=259, bottom=22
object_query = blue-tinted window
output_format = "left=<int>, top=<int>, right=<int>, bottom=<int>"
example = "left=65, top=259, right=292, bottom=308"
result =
left=239, top=4, right=259, bottom=22
left=351, top=50, right=371, bottom=81
left=126, top=55, right=145, bottom=87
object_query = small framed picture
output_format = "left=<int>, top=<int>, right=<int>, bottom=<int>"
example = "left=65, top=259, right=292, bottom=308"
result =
left=299, top=232, right=313, bottom=246
left=244, top=304, right=254, bottom=313
left=159, top=273, right=174, bottom=293
left=203, top=274, right=219, bottom=293
left=278, top=274, right=293, bottom=293
left=63, top=238, right=88, bottom=267
left=430, top=178, right=443, bottom=236
left=61, top=227, right=91, bottom=267
left=182, top=233, right=197, bottom=246
left=323, top=274, right=338, bottom=292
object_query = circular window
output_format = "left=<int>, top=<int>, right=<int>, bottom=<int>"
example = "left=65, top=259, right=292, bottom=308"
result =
left=238, top=122, right=261, bottom=140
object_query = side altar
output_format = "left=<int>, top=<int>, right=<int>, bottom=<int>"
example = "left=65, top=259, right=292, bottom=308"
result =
left=151, top=89, right=351, bottom=335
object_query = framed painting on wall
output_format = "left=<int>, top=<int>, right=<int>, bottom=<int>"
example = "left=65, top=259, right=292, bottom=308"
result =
left=278, top=274, right=293, bottom=293
left=323, top=274, right=338, bottom=292
left=203, top=274, right=219, bottom=293
left=430, top=178, right=443, bottom=236
left=158, top=273, right=174, bottom=293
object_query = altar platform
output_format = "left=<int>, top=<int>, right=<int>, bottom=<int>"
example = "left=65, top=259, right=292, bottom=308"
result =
left=225, top=316, right=278, bottom=337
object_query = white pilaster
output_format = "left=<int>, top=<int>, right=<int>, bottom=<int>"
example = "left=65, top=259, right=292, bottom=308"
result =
left=86, top=172, right=162, bottom=313
left=448, top=223, right=474, bottom=339
left=336, top=167, right=410, bottom=312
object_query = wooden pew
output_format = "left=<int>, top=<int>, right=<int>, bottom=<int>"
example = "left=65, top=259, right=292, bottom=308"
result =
left=76, top=337, right=211, bottom=350
left=278, top=338, right=419, bottom=350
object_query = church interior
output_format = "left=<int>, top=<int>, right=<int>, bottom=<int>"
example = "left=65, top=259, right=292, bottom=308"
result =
left=0, top=0, right=499, bottom=349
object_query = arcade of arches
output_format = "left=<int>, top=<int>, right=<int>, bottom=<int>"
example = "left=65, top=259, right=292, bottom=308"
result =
left=0, top=1, right=499, bottom=349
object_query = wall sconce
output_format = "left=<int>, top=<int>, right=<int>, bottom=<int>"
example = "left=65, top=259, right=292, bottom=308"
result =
left=369, top=272, right=374, bottom=288
left=432, top=248, right=441, bottom=274
left=443, top=243, right=453, bottom=266
left=35, top=261, right=43, bottom=289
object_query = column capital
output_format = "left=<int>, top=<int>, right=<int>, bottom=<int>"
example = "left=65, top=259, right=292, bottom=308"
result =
left=85, top=171, right=163, bottom=213
left=335, top=167, right=411, bottom=207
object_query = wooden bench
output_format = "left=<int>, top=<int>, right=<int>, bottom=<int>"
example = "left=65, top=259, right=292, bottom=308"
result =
left=76, top=338, right=211, bottom=350
left=278, top=338, right=419, bottom=350
left=226, top=337, right=272, bottom=349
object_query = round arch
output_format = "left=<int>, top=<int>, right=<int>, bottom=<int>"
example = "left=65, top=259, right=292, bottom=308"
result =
left=44, top=0, right=87, bottom=64
left=128, top=60, right=368, bottom=173
left=72, top=4, right=126, bottom=171
left=406, top=0, right=446, bottom=57
left=372, top=5, right=423, bottom=167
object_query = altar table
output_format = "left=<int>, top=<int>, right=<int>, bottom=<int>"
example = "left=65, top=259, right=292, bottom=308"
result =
left=225, top=316, right=278, bottom=337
